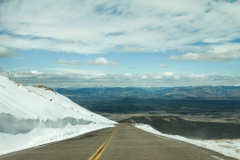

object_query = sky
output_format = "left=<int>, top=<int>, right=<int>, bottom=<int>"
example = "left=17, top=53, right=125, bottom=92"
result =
left=0, top=0, right=240, bottom=87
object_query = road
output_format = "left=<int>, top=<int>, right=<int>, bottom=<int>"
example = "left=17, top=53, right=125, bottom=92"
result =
left=0, top=124, right=235, bottom=160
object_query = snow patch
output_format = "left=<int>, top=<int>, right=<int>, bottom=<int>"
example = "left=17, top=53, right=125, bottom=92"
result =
left=0, top=123, right=113, bottom=155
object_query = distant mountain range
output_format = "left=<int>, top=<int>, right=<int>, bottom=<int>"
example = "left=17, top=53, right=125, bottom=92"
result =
left=56, top=86, right=240, bottom=100
left=154, top=86, right=240, bottom=99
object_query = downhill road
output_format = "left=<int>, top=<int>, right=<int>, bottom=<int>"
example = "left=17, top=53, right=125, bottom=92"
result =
left=0, top=124, right=235, bottom=160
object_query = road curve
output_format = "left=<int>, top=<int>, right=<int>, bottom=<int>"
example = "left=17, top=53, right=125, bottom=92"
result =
left=0, top=123, right=236, bottom=160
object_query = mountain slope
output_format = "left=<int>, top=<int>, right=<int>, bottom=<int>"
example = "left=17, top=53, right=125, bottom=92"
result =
left=0, top=76, right=115, bottom=155
left=0, top=76, right=114, bottom=121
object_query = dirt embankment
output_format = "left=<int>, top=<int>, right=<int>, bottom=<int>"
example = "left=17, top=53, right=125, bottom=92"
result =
left=119, top=116, right=240, bottom=140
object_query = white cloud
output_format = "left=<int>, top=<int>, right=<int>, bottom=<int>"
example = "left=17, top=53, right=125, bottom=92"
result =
left=56, top=59, right=83, bottom=66
left=88, top=57, right=117, bottom=66
left=0, top=0, right=239, bottom=54
left=123, top=73, right=132, bottom=77
left=159, top=64, right=168, bottom=68
left=163, top=72, right=174, bottom=77
left=0, top=46, right=16, bottom=57
left=170, top=47, right=240, bottom=61
left=30, top=70, right=42, bottom=75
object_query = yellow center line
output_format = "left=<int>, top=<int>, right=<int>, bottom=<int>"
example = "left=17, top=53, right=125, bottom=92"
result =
left=88, top=128, right=117, bottom=160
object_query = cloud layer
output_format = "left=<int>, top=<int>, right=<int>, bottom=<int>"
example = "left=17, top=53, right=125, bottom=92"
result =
left=0, top=0, right=239, bottom=56
left=1, top=69, right=239, bottom=87
left=0, top=0, right=239, bottom=87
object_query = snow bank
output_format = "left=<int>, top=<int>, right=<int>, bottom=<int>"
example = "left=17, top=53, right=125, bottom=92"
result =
left=135, top=124, right=240, bottom=160
left=0, top=76, right=115, bottom=155
left=0, top=123, right=111, bottom=155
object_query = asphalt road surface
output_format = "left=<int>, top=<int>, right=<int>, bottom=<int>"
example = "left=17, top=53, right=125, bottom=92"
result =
left=0, top=124, right=236, bottom=160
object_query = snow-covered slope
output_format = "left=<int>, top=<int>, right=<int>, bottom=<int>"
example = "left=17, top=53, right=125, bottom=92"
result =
left=0, top=76, right=115, bottom=155
left=0, top=76, right=113, bottom=122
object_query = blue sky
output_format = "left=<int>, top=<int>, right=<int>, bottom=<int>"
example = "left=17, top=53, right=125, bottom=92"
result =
left=0, top=0, right=240, bottom=87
